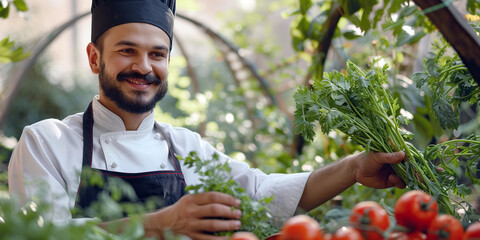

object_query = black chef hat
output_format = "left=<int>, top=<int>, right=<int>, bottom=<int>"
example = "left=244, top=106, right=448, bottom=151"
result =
left=91, top=0, right=176, bottom=49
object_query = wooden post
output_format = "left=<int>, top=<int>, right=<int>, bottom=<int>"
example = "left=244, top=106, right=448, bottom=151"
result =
left=413, top=0, right=480, bottom=85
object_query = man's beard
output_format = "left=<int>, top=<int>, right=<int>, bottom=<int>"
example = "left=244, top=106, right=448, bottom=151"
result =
left=99, top=62, right=168, bottom=114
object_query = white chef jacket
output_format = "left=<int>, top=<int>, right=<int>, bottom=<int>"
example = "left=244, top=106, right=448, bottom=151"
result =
left=8, top=96, right=311, bottom=227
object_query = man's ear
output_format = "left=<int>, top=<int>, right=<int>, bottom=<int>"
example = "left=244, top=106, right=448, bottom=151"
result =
left=86, top=42, right=100, bottom=74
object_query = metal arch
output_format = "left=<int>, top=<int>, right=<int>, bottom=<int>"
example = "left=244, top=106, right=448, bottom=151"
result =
left=176, top=13, right=279, bottom=107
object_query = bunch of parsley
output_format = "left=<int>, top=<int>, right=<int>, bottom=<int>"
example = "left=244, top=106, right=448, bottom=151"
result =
left=183, top=152, right=278, bottom=239
left=293, top=60, right=463, bottom=216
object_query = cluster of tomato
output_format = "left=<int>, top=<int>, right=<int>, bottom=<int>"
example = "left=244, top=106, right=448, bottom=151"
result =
left=231, top=190, right=480, bottom=240
left=278, top=190, right=480, bottom=240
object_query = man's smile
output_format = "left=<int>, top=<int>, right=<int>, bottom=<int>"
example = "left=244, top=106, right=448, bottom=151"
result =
left=126, top=78, right=152, bottom=85
left=117, top=71, right=162, bottom=85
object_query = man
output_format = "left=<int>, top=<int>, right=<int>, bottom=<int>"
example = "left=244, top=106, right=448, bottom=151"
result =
left=8, top=0, right=406, bottom=239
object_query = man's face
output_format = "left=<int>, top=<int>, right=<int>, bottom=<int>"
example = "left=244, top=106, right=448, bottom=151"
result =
left=95, top=23, right=170, bottom=114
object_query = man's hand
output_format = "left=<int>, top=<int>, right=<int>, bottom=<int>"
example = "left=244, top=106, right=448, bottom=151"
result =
left=353, top=151, right=406, bottom=189
left=145, top=192, right=242, bottom=240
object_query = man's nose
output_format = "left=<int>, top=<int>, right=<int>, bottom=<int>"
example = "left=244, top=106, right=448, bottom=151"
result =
left=131, top=55, right=152, bottom=75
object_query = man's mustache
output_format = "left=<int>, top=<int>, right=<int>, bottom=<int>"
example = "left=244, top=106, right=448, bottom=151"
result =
left=117, top=72, right=162, bottom=85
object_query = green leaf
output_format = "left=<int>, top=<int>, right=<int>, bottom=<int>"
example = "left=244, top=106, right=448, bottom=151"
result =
left=298, top=15, right=311, bottom=36
left=342, top=29, right=362, bottom=40
left=299, top=0, right=312, bottom=15
left=388, top=0, right=404, bottom=14
left=467, top=0, right=480, bottom=14
left=13, top=0, right=28, bottom=11
left=0, top=37, right=30, bottom=63
left=0, top=4, right=10, bottom=19
left=412, top=113, right=434, bottom=143
left=395, top=29, right=425, bottom=47
left=340, top=0, right=361, bottom=15
left=290, top=16, right=306, bottom=51
left=432, top=96, right=459, bottom=130
left=412, top=72, right=429, bottom=88
left=359, top=1, right=375, bottom=32
left=456, top=184, right=472, bottom=197
left=425, top=57, right=440, bottom=79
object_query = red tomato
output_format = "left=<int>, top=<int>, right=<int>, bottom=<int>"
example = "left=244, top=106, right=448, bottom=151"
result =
left=394, top=190, right=438, bottom=232
left=323, top=233, right=332, bottom=240
left=231, top=232, right=259, bottom=240
left=264, top=233, right=282, bottom=240
left=426, top=214, right=464, bottom=240
left=280, top=215, right=324, bottom=240
left=349, top=201, right=389, bottom=240
left=331, top=227, right=365, bottom=240
left=464, top=222, right=480, bottom=240
left=388, top=231, right=427, bottom=240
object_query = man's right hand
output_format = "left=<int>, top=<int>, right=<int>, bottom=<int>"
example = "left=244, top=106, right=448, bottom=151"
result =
left=144, top=192, right=242, bottom=240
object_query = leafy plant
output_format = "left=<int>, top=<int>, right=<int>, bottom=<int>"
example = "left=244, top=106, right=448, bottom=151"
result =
left=184, top=152, right=278, bottom=239
left=0, top=37, right=30, bottom=63
left=1, top=169, right=192, bottom=240
left=3, top=60, right=94, bottom=140
left=424, top=135, right=480, bottom=224
left=293, top=60, right=479, bottom=222
left=413, top=38, right=479, bottom=130
left=0, top=0, right=27, bottom=19
left=0, top=0, right=29, bottom=63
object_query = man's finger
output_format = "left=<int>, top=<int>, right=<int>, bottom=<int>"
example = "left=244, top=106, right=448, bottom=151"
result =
left=192, top=192, right=241, bottom=207
left=196, top=218, right=242, bottom=233
left=193, top=203, right=242, bottom=219
left=389, top=174, right=406, bottom=189
left=373, top=151, right=405, bottom=164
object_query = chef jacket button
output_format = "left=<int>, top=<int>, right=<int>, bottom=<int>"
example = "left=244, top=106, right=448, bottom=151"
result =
left=105, top=137, right=112, bottom=144
left=160, top=163, right=166, bottom=169
left=110, top=162, right=118, bottom=168
left=154, top=133, right=162, bottom=140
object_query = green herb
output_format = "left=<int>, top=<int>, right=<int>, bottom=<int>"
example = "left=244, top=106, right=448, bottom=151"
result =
left=412, top=38, right=478, bottom=130
left=184, top=152, right=278, bottom=239
left=424, top=135, right=480, bottom=224
left=293, top=60, right=475, bottom=220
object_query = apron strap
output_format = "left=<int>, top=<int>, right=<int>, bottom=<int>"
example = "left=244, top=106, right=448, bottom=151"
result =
left=75, top=102, right=94, bottom=208
left=155, top=123, right=185, bottom=179
left=82, top=102, right=94, bottom=167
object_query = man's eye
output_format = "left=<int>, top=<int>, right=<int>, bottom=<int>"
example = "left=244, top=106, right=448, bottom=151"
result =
left=120, top=49, right=134, bottom=54
left=151, top=52, right=165, bottom=58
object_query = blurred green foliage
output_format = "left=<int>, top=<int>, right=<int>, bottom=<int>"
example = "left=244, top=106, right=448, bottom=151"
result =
left=0, top=172, right=190, bottom=240
left=3, top=60, right=94, bottom=140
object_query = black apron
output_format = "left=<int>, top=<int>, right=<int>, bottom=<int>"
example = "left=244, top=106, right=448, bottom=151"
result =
left=74, top=102, right=186, bottom=217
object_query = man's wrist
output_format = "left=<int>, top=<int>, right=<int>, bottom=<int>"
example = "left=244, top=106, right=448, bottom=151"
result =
left=143, top=211, right=166, bottom=238
left=343, top=152, right=362, bottom=185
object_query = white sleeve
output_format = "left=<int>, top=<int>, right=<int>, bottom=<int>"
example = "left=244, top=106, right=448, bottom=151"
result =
left=8, top=125, right=73, bottom=224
